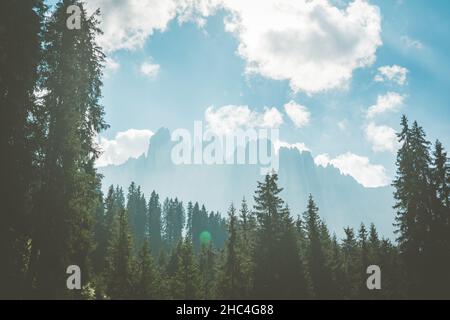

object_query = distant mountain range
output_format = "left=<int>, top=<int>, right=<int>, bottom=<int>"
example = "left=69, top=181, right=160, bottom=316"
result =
left=99, top=128, right=395, bottom=238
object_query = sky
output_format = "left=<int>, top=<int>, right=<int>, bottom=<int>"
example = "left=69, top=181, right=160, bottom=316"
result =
left=48, top=0, right=450, bottom=188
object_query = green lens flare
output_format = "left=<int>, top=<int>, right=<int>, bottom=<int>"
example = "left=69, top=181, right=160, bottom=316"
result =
left=199, top=231, right=212, bottom=245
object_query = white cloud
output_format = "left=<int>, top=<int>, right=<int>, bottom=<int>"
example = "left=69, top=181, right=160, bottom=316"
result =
left=87, top=0, right=381, bottom=94
left=367, top=92, right=405, bottom=118
left=261, top=107, right=284, bottom=128
left=365, top=122, right=399, bottom=153
left=204, top=105, right=283, bottom=135
left=284, top=101, right=311, bottom=128
left=374, top=65, right=409, bottom=85
left=86, top=0, right=179, bottom=52
left=96, top=129, right=154, bottom=167
left=140, top=61, right=160, bottom=78
left=275, top=140, right=310, bottom=153
left=314, top=153, right=332, bottom=167
left=314, top=152, right=389, bottom=187
left=221, top=0, right=382, bottom=93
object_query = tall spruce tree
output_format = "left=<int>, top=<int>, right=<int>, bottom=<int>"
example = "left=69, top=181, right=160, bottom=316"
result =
left=303, top=195, right=333, bottom=298
left=429, top=140, right=450, bottom=297
left=127, top=183, right=147, bottom=250
left=217, top=204, right=245, bottom=299
left=134, top=240, right=160, bottom=299
left=393, top=116, right=438, bottom=297
left=171, top=239, right=201, bottom=299
left=238, top=197, right=255, bottom=297
left=0, top=0, right=45, bottom=299
left=357, top=223, right=370, bottom=298
left=163, top=198, right=185, bottom=250
left=91, top=185, right=125, bottom=287
left=106, top=208, right=134, bottom=299
left=329, top=235, right=346, bottom=298
left=199, top=243, right=216, bottom=300
left=91, top=189, right=106, bottom=276
left=27, top=0, right=107, bottom=298
left=252, top=173, right=307, bottom=299
left=342, top=227, right=358, bottom=299
left=148, top=191, right=162, bottom=256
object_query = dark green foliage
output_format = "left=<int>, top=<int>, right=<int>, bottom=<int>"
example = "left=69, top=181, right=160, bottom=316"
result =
left=26, top=0, right=107, bottom=298
left=134, top=240, right=160, bottom=299
left=186, top=201, right=228, bottom=252
left=393, top=116, right=450, bottom=298
left=341, top=227, right=359, bottom=298
left=127, top=182, right=147, bottom=250
left=2, top=1, right=449, bottom=300
left=0, top=0, right=45, bottom=299
left=162, top=198, right=185, bottom=250
left=217, top=204, right=245, bottom=299
left=238, top=198, right=256, bottom=297
left=148, top=191, right=163, bottom=256
left=106, top=208, right=134, bottom=299
left=199, top=243, right=216, bottom=299
left=169, top=239, right=202, bottom=299
left=303, top=195, right=333, bottom=298
left=252, top=173, right=308, bottom=299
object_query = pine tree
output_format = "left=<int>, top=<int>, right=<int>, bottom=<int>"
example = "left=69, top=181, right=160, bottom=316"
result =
left=393, top=116, right=437, bottom=297
left=199, top=243, right=216, bottom=299
left=127, top=183, right=147, bottom=250
left=432, top=140, right=450, bottom=207
left=156, top=249, right=170, bottom=299
left=0, top=0, right=45, bottom=299
left=91, top=189, right=107, bottom=276
left=217, top=204, right=245, bottom=299
left=368, top=223, right=380, bottom=263
left=378, top=238, right=402, bottom=299
left=148, top=191, right=162, bottom=256
left=295, top=215, right=308, bottom=260
left=186, top=201, right=194, bottom=240
left=238, top=197, right=256, bottom=245
left=238, top=197, right=255, bottom=297
left=342, top=227, right=358, bottom=298
left=429, top=140, right=450, bottom=297
left=106, top=208, right=134, bottom=299
left=357, top=223, right=369, bottom=298
left=303, top=195, right=333, bottom=298
left=252, top=173, right=307, bottom=299
left=277, top=204, right=309, bottom=299
left=171, top=239, right=201, bottom=299
left=134, top=240, right=160, bottom=299
left=27, top=0, right=108, bottom=298
left=329, top=235, right=346, bottom=298
left=163, top=198, right=185, bottom=250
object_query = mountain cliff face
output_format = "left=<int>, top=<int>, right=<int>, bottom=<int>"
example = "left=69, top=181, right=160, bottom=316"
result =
left=99, top=128, right=395, bottom=237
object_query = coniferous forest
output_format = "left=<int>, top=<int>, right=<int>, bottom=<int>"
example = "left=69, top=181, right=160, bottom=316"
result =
left=1, top=1, right=449, bottom=300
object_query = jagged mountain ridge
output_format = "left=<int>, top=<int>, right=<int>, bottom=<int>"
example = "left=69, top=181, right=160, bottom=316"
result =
left=99, top=128, right=395, bottom=237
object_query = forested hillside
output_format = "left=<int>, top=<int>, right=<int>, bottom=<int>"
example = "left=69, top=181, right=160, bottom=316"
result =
left=0, top=0, right=449, bottom=300
left=100, top=127, right=395, bottom=238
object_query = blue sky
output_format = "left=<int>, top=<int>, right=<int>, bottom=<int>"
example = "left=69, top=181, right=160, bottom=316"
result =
left=48, top=0, right=450, bottom=188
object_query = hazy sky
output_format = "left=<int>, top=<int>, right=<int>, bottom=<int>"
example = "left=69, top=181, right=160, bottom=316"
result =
left=47, top=0, right=450, bottom=188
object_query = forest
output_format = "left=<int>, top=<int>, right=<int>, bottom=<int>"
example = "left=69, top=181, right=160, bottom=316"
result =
left=0, top=0, right=449, bottom=300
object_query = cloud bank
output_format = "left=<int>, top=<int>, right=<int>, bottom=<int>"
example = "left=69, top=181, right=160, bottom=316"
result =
left=88, top=0, right=382, bottom=94
left=314, top=152, right=389, bottom=187
left=97, top=129, right=154, bottom=167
